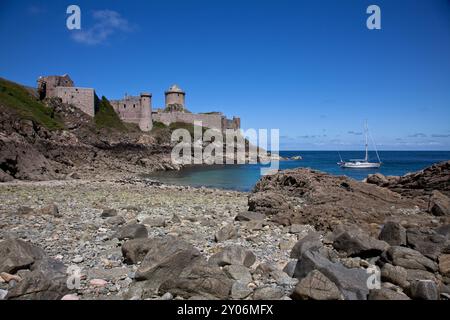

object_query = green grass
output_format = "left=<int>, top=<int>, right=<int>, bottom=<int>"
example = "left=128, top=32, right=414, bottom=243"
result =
left=94, top=96, right=128, bottom=131
left=0, top=78, right=64, bottom=130
left=169, top=122, right=208, bottom=136
left=152, top=121, right=168, bottom=129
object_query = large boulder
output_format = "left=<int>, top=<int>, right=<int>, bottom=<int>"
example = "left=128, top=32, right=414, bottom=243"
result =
left=380, top=263, right=409, bottom=289
left=113, top=223, right=148, bottom=240
left=214, top=224, right=239, bottom=242
left=428, top=190, right=450, bottom=216
left=408, top=280, right=439, bottom=300
left=293, top=250, right=370, bottom=300
left=0, top=239, right=45, bottom=274
left=134, top=237, right=201, bottom=288
left=159, top=260, right=233, bottom=299
left=291, top=270, right=343, bottom=300
left=290, top=232, right=322, bottom=259
left=379, top=221, right=407, bottom=246
left=406, top=229, right=448, bottom=261
left=332, top=229, right=389, bottom=258
left=384, top=246, right=438, bottom=272
left=209, top=246, right=256, bottom=268
left=122, top=238, right=156, bottom=264
left=6, top=258, right=69, bottom=300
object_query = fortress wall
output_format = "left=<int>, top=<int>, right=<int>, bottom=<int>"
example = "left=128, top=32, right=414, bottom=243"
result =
left=110, top=98, right=143, bottom=124
left=153, top=112, right=224, bottom=130
left=55, top=87, right=95, bottom=117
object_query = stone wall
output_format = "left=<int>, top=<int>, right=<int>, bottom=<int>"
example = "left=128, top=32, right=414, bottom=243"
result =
left=37, top=75, right=74, bottom=99
left=110, top=94, right=152, bottom=132
left=153, top=111, right=239, bottom=131
left=55, top=87, right=95, bottom=117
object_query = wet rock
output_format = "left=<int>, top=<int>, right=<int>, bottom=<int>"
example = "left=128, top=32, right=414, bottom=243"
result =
left=0, top=239, right=45, bottom=274
left=209, top=246, right=256, bottom=268
left=332, top=229, right=389, bottom=258
left=409, top=280, right=439, bottom=300
left=379, top=221, right=406, bottom=246
left=290, top=232, right=322, bottom=259
left=101, top=208, right=117, bottom=218
left=428, top=190, right=450, bottom=216
left=291, top=270, right=343, bottom=300
left=252, top=286, right=284, bottom=300
left=215, top=224, right=239, bottom=242
left=385, top=246, right=438, bottom=272
left=293, top=250, right=370, bottom=300
left=113, top=223, right=148, bottom=240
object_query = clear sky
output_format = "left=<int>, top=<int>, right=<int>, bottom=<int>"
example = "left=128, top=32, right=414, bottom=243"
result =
left=1, top=0, right=449, bottom=150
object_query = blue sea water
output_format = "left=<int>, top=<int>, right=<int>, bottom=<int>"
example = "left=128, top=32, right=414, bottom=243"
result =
left=149, top=151, right=450, bottom=192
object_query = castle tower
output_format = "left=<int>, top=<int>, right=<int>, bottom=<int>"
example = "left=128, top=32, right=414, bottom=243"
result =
left=165, top=84, right=185, bottom=111
left=139, top=92, right=152, bottom=132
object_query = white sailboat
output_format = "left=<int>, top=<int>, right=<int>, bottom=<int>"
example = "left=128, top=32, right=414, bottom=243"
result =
left=338, top=122, right=381, bottom=169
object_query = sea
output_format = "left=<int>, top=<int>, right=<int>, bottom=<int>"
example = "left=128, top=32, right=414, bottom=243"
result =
left=148, top=151, right=450, bottom=192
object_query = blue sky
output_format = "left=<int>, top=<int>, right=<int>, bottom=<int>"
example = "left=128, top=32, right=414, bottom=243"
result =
left=1, top=0, right=450, bottom=150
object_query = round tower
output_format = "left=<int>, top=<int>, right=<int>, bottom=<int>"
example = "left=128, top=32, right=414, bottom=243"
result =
left=165, top=84, right=185, bottom=110
left=139, top=92, right=152, bottom=132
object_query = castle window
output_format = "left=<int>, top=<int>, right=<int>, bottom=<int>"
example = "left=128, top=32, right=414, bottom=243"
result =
left=124, top=104, right=126, bottom=109
left=133, top=104, right=135, bottom=108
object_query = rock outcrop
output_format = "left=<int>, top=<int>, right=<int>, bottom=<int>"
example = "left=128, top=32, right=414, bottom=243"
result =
left=248, top=168, right=424, bottom=233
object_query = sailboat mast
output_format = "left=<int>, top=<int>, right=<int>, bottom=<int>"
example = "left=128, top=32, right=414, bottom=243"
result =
left=364, top=121, right=368, bottom=162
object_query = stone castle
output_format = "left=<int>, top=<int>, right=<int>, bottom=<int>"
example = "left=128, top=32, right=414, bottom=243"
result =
left=37, top=74, right=240, bottom=132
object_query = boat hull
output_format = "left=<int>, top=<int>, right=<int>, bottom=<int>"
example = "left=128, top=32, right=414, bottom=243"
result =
left=339, top=161, right=381, bottom=169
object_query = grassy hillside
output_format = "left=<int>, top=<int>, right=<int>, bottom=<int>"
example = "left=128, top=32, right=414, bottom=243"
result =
left=94, top=96, right=128, bottom=131
left=0, top=78, right=64, bottom=130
